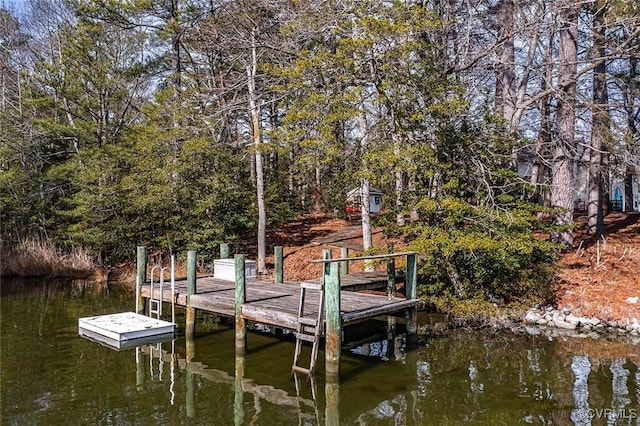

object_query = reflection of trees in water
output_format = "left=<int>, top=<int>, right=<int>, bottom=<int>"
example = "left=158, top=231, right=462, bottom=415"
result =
left=350, top=330, right=640, bottom=425
left=571, top=355, right=591, bottom=425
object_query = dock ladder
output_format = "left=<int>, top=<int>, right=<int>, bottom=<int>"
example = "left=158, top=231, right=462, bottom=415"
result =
left=292, top=281, right=324, bottom=374
left=148, top=255, right=176, bottom=324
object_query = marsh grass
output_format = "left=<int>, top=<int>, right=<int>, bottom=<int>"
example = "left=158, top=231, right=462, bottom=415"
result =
left=1, top=238, right=97, bottom=278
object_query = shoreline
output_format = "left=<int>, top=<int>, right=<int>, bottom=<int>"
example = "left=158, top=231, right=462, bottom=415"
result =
left=420, top=301, right=640, bottom=344
left=2, top=273, right=638, bottom=345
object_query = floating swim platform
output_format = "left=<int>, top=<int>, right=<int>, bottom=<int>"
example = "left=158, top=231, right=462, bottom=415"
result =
left=78, top=312, right=175, bottom=350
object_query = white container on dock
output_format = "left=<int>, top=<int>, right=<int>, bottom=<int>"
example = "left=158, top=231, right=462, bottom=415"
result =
left=214, top=258, right=256, bottom=281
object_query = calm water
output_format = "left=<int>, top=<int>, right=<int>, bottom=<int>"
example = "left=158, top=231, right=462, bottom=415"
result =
left=1, top=278, right=639, bottom=425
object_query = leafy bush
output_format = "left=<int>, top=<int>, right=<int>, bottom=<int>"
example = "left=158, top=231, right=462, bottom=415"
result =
left=404, top=199, right=559, bottom=305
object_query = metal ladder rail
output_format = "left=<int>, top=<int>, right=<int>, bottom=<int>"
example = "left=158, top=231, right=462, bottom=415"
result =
left=149, top=265, right=165, bottom=319
left=292, top=281, right=325, bottom=375
left=149, top=255, right=176, bottom=322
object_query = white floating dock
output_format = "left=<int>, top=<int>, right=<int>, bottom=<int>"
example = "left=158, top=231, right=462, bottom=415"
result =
left=78, top=312, right=175, bottom=349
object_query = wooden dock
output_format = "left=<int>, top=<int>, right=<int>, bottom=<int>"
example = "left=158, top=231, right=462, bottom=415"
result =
left=139, top=272, right=418, bottom=331
left=135, top=246, right=420, bottom=378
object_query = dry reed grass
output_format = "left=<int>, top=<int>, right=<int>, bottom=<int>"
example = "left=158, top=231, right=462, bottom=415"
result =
left=1, top=238, right=97, bottom=278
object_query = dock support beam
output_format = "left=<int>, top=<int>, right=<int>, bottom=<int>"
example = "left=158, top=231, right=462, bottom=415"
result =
left=340, top=247, right=349, bottom=275
left=136, top=246, right=147, bottom=314
left=405, top=253, right=418, bottom=345
left=274, top=246, right=283, bottom=284
left=186, top=250, right=197, bottom=337
left=324, top=250, right=341, bottom=378
left=235, top=254, right=247, bottom=352
left=220, top=243, right=230, bottom=259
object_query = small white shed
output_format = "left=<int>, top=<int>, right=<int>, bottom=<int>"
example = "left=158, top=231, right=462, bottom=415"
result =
left=346, top=187, right=383, bottom=214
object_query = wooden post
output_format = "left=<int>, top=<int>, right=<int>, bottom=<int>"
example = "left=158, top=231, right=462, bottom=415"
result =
left=386, top=258, right=395, bottom=298
left=324, top=250, right=341, bottom=378
left=136, top=246, right=147, bottom=314
left=340, top=247, right=349, bottom=275
left=235, top=254, right=247, bottom=351
left=274, top=246, right=283, bottom=283
left=220, top=243, right=230, bottom=259
left=405, top=253, right=418, bottom=344
left=405, top=253, right=417, bottom=299
left=186, top=250, right=197, bottom=337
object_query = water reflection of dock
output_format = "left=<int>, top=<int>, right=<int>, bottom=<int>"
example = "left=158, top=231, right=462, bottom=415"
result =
left=138, top=339, right=328, bottom=424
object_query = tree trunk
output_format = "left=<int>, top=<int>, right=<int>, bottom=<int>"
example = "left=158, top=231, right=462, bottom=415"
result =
left=587, top=4, right=608, bottom=236
left=358, top=95, right=373, bottom=269
left=551, top=1, right=578, bottom=248
left=496, top=0, right=520, bottom=170
left=247, top=27, right=266, bottom=274
left=495, top=0, right=516, bottom=127
left=393, top=133, right=405, bottom=226
left=530, top=68, right=551, bottom=209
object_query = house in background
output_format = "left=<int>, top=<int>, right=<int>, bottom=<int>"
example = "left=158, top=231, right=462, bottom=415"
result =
left=518, top=144, right=640, bottom=213
left=345, top=187, right=383, bottom=216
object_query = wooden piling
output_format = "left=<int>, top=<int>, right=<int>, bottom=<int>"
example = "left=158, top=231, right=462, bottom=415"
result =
left=220, top=243, right=230, bottom=259
left=136, top=246, right=147, bottom=314
left=186, top=250, right=197, bottom=337
left=324, top=250, right=341, bottom=377
left=386, top=258, right=395, bottom=298
left=235, top=254, right=247, bottom=351
left=340, top=247, right=349, bottom=275
left=405, top=253, right=417, bottom=300
left=274, top=246, right=283, bottom=284
left=405, top=253, right=418, bottom=344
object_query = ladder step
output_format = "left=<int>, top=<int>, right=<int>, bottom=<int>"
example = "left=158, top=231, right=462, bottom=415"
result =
left=292, top=365, right=312, bottom=374
left=300, top=325, right=319, bottom=335
left=296, top=333, right=316, bottom=343
left=298, top=317, right=318, bottom=326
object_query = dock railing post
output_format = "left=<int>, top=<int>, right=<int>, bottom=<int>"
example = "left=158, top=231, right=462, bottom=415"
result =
left=186, top=250, right=197, bottom=337
left=220, top=243, right=230, bottom=259
left=235, top=254, right=247, bottom=352
left=340, top=247, right=349, bottom=275
left=324, top=249, right=341, bottom=378
left=386, top=258, right=395, bottom=298
left=136, top=246, right=147, bottom=314
left=274, top=246, right=283, bottom=284
left=405, top=253, right=418, bottom=345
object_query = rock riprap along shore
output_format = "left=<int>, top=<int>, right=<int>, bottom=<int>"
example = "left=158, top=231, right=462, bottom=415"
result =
left=523, top=306, right=640, bottom=336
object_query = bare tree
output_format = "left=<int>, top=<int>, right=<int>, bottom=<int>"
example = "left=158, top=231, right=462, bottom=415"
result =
left=550, top=0, right=578, bottom=247
left=587, top=1, right=609, bottom=236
